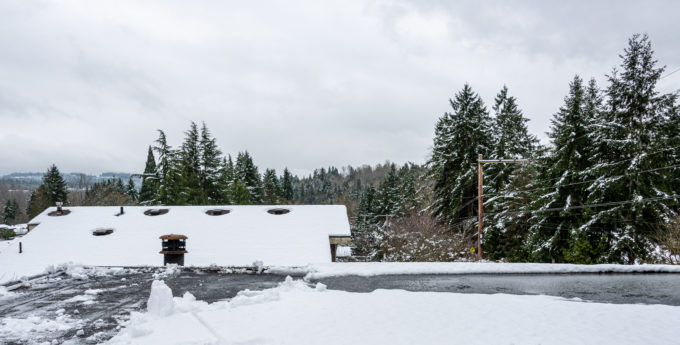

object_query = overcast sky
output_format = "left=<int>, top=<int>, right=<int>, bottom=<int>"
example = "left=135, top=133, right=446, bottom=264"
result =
left=1, top=1, right=678, bottom=177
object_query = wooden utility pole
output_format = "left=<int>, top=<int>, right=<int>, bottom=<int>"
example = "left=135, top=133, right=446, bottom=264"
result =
left=477, top=155, right=484, bottom=259
left=476, top=156, right=529, bottom=260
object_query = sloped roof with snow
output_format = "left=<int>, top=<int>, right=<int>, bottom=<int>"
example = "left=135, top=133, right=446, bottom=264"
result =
left=0, top=205, right=350, bottom=283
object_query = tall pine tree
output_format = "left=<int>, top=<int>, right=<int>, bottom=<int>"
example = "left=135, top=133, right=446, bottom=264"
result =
left=427, top=84, right=493, bottom=226
left=584, top=34, right=672, bottom=263
left=139, top=146, right=158, bottom=205
left=43, top=164, right=68, bottom=205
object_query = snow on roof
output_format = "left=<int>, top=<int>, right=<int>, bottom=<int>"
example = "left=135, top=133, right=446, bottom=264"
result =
left=0, top=205, right=350, bottom=283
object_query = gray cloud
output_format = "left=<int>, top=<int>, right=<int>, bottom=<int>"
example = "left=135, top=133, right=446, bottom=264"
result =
left=1, top=0, right=679, bottom=176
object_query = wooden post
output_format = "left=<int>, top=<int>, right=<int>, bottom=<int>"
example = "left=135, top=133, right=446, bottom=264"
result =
left=19, top=242, right=22, bottom=254
left=477, top=155, right=484, bottom=260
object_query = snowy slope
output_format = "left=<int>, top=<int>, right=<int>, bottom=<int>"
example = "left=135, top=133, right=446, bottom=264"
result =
left=0, top=205, right=350, bottom=283
left=106, top=277, right=680, bottom=345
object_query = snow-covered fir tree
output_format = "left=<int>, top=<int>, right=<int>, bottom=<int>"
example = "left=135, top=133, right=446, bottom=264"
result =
left=181, top=122, right=206, bottom=205
left=583, top=34, right=674, bottom=263
left=43, top=164, right=68, bottom=205
left=199, top=122, right=223, bottom=203
left=235, top=151, right=263, bottom=204
left=523, top=76, right=599, bottom=263
left=139, top=146, right=158, bottom=205
left=218, top=156, right=235, bottom=204
left=125, top=177, right=138, bottom=202
left=262, top=168, right=281, bottom=204
left=427, top=84, right=493, bottom=226
left=281, top=168, right=294, bottom=202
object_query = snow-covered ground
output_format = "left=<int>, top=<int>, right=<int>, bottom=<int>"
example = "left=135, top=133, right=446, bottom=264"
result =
left=105, top=277, right=680, bottom=345
left=271, top=261, right=680, bottom=279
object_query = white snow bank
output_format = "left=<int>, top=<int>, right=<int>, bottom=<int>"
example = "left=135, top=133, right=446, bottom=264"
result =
left=147, top=280, right=175, bottom=317
left=0, top=205, right=350, bottom=284
left=267, top=262, right=680, bottom=280
left=0, top=314, right=82, bottom=344
left=107, top=276, right=680, bottom=345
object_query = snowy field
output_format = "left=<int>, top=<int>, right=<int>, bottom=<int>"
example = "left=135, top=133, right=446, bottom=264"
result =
left=104, top=277, right=680, bottom=345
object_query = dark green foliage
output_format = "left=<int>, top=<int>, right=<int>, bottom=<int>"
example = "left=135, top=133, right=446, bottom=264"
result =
left=26, top=184, right=52, bottom=219
left=43, top=164, right=68, bottom=205
left=584, top=34, right=673, bottom=263
left=524, top=76, right=598, bottom=262
left=427, top=84, right=493, bottom=226
left=235, top=151, right=262, bottom=204
left=230, top=180, right=253, bottom=205
left=281, top=168, right=294, bottom=202
left=2, top=199, right=18, bottom=224
left=0, top=227, right=15, bottom=240
left=352, top=185, right=379, bottom=257
left=139, top=146, right=158, bottom=205
left=199, top=122, right=223, bottom=203
left=486, top=85, right=537, bottom=194
left=262, top=169, right=281, bottom=204
left=181, top=122, right=206, bottom=205
left=218, top=156, right=235, bottom=204
left=125, top=177, right=138, bottom=201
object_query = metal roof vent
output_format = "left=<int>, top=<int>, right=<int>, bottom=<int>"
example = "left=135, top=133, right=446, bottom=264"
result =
left=206, top=209, right=231, bottom=216
left=267, top=208, right=291, bottom=215
left=92, top=228, right=114, bottom=236
left=144, top=208, right=169, bottom=216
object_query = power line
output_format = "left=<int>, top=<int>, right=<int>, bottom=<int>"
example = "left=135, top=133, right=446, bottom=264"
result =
left=486, top=194, right=680, bottom=217
left=489, top=163, right=680, bottom=197
left=660, top=66, right=680, bottom=80
left=518, top=143, right=680, bottom=189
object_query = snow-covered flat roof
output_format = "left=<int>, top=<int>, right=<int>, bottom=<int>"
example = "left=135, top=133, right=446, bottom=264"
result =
left=0, top=205, right=350, bottom=283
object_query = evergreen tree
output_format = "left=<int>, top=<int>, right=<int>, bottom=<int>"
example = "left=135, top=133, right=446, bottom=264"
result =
left=114, top=178, right=125, bottom=194
left=353, top=185, right=379, bottom=257
left=262, top=169, right=281, bottom=204
left=230, top=180, right=253, bottom=205
left=523, top=76, right=599, bottom=262
left=584, top=34, right=672, bottom=263
left=218, top=156, right=235, bottom=204
left=199, top=122, right=223, bottom=203
left=2, top=200, right=17, bottom=224
left=281, top=168, right=294, bottom=202
left=375, top=164, right=401, bottom=217
left=483, top=159, right=540, bottom=261
left=427, top=84, right=493, bottom=226
left=125, top=177, right=138, bottom=202
left=26, top=185, right=52, bottom=219
left=397, top=163, right=419, bottom=214
left=154, top=130, right=184, bottom=204
left=235, top=151, right=263, bottom=203
left=43, top=164, right=68, bottom=205
left=181, top=122, right=205, bottom=204
left=486, top=85, right=537, bottom=194
left=139, top=146, right=158, bottom=205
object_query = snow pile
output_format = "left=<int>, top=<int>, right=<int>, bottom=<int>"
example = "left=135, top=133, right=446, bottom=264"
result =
left=107, top=276, right=680, bottom=345
left=147, top=280, right=175, bottom=317
left=267, top=262, right=680, bottom=279
left=0, top=314, right=83, bottom=344
left=0, top=205, right=350, bottom=283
